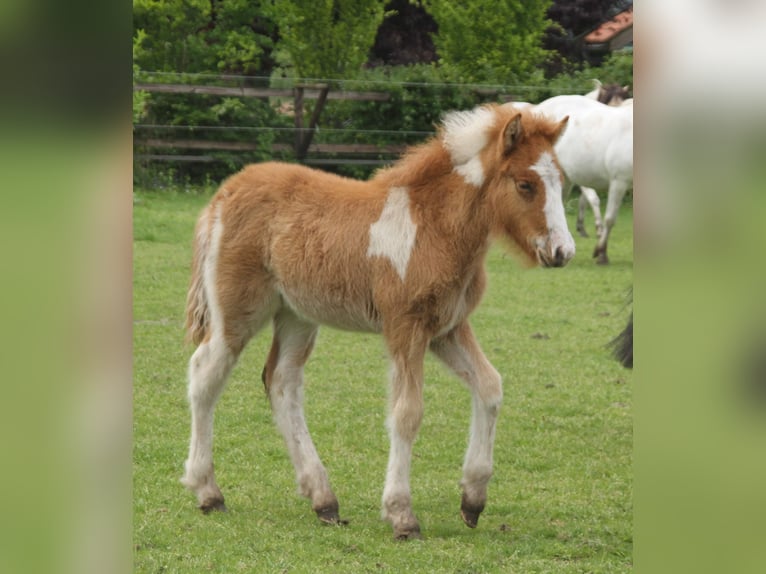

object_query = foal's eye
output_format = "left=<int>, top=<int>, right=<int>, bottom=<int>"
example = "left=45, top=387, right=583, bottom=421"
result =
left=517, top=181, right=536, bottom=199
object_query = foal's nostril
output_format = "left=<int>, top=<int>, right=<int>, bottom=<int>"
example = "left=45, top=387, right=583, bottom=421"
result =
left=554, top=247, right=564, bottom=266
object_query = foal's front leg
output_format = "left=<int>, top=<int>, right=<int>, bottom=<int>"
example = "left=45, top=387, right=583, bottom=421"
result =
left=430, top=321, right=503, bottom=528
left=382, top=330, right=429, bottom=540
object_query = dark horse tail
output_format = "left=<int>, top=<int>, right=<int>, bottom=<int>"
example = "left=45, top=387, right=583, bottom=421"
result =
left=609, top=312, right=633, bottom=368
left=608, top=287, right=633, bottom=368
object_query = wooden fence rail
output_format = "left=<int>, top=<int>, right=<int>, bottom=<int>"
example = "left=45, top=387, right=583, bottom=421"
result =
left=133, top=82, right=391, bottom=101
left=133, top=81, right=400, bottom=165
left=134, top=138, right=407, bottom=155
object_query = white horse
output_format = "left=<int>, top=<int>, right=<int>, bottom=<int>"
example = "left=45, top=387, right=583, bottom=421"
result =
left=533, top=95, right=633, bottom=264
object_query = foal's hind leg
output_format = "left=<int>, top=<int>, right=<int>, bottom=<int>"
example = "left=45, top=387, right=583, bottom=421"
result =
left=263, top=309, right=342, bottom=524
left=182, top=277, right=277, bottom=512
left=181, top=335, right=239, bottom=512
left=430, top=321, right=503, bottom=529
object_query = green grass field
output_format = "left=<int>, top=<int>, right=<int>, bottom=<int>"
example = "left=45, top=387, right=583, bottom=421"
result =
left=134, top=187, right=633, bottom=573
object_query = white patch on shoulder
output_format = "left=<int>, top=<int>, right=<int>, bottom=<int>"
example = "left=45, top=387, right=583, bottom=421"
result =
left=442, top=107, right=496, bottom=187
left=367, top=186, right=417, bottom=281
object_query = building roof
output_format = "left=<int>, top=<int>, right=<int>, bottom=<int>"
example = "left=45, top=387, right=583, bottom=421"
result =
left=585, top=7, right=633, bottom=44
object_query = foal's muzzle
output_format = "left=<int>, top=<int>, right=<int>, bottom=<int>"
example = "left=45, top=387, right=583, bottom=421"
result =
left=535, top=233, right=575, bottom=268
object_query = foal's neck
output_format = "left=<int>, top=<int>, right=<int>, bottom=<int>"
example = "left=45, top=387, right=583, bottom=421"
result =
left=374, top=140, right=494, bottom=264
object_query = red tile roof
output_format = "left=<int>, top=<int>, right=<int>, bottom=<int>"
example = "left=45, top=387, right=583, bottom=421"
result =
left=585, top=7, right=633, bottom=43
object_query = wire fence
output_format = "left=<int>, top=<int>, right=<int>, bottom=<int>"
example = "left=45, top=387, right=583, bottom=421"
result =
left=133, top=71, right=594, bottom=182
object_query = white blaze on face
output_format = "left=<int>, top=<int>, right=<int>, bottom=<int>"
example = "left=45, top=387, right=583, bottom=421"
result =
left=530, top=152, right=576, bottom=262
left=367, top=186, right=417, bottom=281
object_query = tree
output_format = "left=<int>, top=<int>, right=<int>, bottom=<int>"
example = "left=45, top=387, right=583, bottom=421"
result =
left=424, top=0, right=553, bottom=84
left=369, top=0, right=437, bottom=67
left=132, top=1, right=286, bottom=184
left=132, top=0, right=278, bottom=75
left=266, top=0, right=391, bottom=79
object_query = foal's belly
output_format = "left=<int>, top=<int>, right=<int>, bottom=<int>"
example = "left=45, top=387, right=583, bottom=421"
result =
left=277, top=285, right=383, bottom=333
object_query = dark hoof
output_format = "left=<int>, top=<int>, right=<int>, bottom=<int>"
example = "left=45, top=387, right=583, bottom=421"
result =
left=592, top=248, right=609, bottom=265
left=393, top=525, right=422, bottom=541
left=577, top=227, right=589, bottom=238
left=316, top=504, right=348, bottom=526
left=461, top=508, right=482, bottom=528
left=461, top=496, right=485, bottom=528
left=199, top=498, right=227, bottom=514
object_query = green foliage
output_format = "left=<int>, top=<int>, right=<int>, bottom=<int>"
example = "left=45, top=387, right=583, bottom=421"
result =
left=527, top=50, right=633, bottom=102
left=132, top=1, right=289, bottom=186
left=132, top=0, right=276, bottom=74
left=590, top=50, right=633, bottom=90
left=310, top=63, right=512, bottom=179
left=133, top=188, right=633, bottom=572
left=266, top=0, right=391, bottom=79
left=131, top=1, right=632, bottom=185
left=133, top=29, right=149, bottom=124
left=425, top=0, right=553, bottom=84
left=133, top=85, right=292, bottom=187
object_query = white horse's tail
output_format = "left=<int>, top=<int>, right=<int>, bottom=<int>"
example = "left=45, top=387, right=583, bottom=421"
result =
left=185, top=208, right=211, bottom=346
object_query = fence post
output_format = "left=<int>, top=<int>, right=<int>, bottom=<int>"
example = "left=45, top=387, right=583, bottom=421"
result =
left=294, top=83, right=330, bottom=161
left=293, top=86, right=305, bottom=159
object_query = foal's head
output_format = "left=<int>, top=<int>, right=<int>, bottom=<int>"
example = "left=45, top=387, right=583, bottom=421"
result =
left=443, top=104, right=575, bottom=267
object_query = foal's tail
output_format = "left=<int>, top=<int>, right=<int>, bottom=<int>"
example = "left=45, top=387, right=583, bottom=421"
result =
left=185, top=207, right=212, bottom=346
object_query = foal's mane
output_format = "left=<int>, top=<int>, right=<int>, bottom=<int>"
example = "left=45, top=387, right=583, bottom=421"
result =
left=371, top=104, right=561, bottom=190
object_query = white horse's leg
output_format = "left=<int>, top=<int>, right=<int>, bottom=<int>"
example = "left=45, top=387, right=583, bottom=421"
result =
left=430, top=321, right=502, bottom=529
left=381, top=328, right=429, bottom=540
left=577, top=187, right=603, bottom=238
left=263, top=309, right=340, bottom=524
left=593, top=180, right=630, bottom=265
left=182, top=335, right=239, bottom=511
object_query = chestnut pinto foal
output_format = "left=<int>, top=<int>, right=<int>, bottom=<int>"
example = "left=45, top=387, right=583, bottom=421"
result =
left=182, top=104, right=574, bottom=540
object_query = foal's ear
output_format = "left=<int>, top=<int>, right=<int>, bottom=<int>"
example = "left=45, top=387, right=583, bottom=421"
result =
left=502, top=113, right=523, bottom=155
left=552, top=116, right=569, bottom=144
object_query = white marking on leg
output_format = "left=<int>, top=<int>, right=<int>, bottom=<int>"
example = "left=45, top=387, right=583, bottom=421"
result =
left=380, top=344, right=426, bottom=537
left=382, top=423, right=413, bottom=517
left=462, top=386, right=501, bottom=498
left=269, top=312, right=336, bottom=511
left=367, top=186, right=417, bottom=281
left=531, top=151, right=575, bottom=261
left=430, top=325, right=502, bottom=515
left=183, top=206, right=237, bottom=505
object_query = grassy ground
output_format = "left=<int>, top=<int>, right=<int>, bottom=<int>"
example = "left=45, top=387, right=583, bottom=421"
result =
left=134, top=187, right=633, bottom=573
